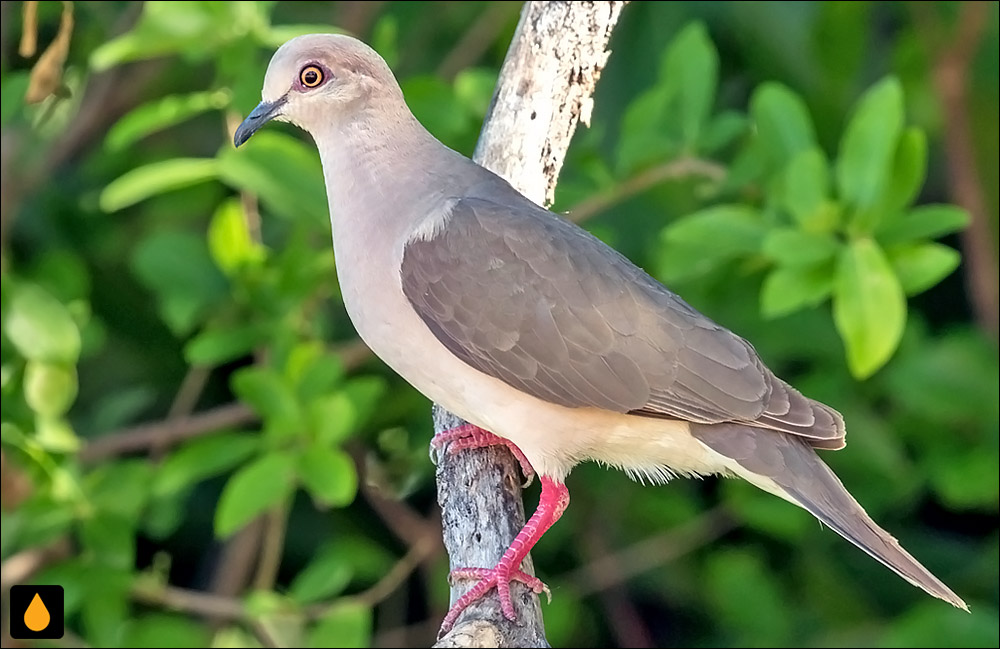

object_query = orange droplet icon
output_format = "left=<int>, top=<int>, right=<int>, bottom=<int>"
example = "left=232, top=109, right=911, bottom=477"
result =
left=24, top=593, right=50, bottom=632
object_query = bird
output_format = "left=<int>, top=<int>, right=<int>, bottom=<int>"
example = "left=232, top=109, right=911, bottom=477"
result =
left=234, top=33, right=967, bottom=633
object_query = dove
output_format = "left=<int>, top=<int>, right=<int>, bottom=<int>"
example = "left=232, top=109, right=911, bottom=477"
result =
left=234, top=34, right=967, bottom=633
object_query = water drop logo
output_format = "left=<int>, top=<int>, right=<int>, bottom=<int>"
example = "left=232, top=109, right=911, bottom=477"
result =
left=25, top=592, right=51, bottom=631
left=10, top=585, right=64, bottom=639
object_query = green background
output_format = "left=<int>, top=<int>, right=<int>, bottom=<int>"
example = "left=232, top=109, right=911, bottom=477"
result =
left=1, top=2, right=997, bottom=647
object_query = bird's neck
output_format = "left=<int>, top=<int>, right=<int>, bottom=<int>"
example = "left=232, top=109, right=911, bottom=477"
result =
left=315, top=103, right=470, bottom=246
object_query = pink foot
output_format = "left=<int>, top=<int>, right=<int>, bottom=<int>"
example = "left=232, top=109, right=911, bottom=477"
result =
left=432, top=423, right=535, bottom=482
left=438, top=476, right=570, bottom=637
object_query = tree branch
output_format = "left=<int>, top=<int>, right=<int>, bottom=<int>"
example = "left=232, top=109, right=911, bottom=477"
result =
left=433, top=3, right=628, bottom=647
left=922, top=1, right=998, bottom=338
left=79, top=402, right=257, bottom=464
left=566, top=156, right=726, bottom=224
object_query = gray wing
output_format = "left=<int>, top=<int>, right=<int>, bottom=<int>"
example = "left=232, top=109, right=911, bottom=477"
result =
left=400, top=196, right=843, bottom=446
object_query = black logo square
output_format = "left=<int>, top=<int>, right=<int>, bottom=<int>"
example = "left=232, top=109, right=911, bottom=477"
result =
left=9, top=585, right=64, bottom=639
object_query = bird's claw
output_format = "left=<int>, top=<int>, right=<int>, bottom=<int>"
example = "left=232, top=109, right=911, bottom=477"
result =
left=431, top=424, right=536, bottom=485
left=440, top=565, right=551, bottom=635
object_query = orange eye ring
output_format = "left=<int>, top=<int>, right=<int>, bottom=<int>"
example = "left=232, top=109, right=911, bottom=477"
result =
left=300, top=65, right=324, bottom=88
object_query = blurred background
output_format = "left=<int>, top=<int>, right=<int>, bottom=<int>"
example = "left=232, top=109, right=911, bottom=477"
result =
left=1, top=2, right=997, bottom=647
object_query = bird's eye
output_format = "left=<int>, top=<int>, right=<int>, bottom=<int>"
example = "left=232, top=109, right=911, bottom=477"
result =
left=300, top=65, right=324, bottom=88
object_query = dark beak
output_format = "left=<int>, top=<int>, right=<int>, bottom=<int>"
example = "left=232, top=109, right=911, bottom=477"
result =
left=233, top=96, right=287, bottom=147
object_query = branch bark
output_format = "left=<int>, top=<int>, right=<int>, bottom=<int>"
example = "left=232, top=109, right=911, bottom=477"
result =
left=433, top=3, right=627, bottom=647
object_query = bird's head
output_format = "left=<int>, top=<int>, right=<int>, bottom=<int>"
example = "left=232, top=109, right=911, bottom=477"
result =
left=234, top=34, right=399, bottom=147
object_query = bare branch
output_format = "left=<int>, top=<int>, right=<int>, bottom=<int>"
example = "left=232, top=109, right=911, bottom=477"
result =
left=79, top=402, right=257, bottom=464
left=566, top=156, right=726, bottom=224
left=560, top=505, right=737, bottom=595
left=437, top=2, right=522, bottom=81
left=918, top=1, right=998, bottom=338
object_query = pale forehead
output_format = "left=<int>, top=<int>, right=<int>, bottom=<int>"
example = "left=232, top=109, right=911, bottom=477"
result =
left=261, top=34, right=385, bottom=100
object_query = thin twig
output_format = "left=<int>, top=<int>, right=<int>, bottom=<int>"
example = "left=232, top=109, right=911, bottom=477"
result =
left=132, top=580, right=279, bottom=647
left=309, top=532, right=440, bottom=617
left=0, top=539, right=72, bottom=589
left=335, top=1, right=387, bottom=37
left=81, top=340, right=374, bottom=463
left=208, top=516, right=265, bottom=602
left=79, top=402, right=257, bottom=464
left=581, top=520, right=654, bottom=648
left=253, top=503, right=291, bottom=591
left=437, top=2, right=522, bottom=81
left=566, top=157, right=727, bottom=224
left=360, top=477, right=443, bottom=550
left=132, top=581, right=246, bottom=620
left=150, top=364, right=212, bottom=460
left=911, top=1, right=998, bottom=338
left=560, top=505, right=738, bottom=596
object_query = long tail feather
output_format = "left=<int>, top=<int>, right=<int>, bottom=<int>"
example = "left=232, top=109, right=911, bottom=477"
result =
left=692, top=423, right=968, bottom=611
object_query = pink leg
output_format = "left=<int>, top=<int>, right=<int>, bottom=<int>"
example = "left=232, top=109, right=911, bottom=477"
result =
left=438, top=476, right=570, bottom=636
left=432, top=423, right=535, bottom=481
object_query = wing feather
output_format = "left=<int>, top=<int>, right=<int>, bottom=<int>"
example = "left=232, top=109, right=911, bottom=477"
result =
left=400, top=196, right=844, bottom=446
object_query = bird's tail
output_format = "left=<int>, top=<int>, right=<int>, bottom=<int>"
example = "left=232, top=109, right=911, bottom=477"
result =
left=691, top=423, right=968, bottom=611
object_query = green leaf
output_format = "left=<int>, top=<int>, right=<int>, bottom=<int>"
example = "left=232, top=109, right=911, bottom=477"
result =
left=763, top=228, right=840, bottom=267
left=885, top=601, right=1000, bottom=648
left=122, top=613, right=212, bottom=649
left=1, top=71, right=30, bottom=127
left=154, top=432, right=260, bottom=497
left=664, top=205, right=765, bottom=253
left=80, top=566, right=132, bottom=647
left=658, top=205, right=765, bottom=281
left=185, top=322, right=268, bottom=366
left=131, top=231, right=229, bottom=335
left=231, top=366, right=302, bottom=432
left=928, top=448, right=1000, bottom=509
left=881, top=127, right=927, bottom=212
left=781, top=148, right=832, bottom=228
left=889, top=243, right=961, bottom=296
left=617, top=86, right=674, bottom=172
left=289, top=545, right=353, bottom=604
left=298, top=445, right=357, bottom=507
left=877, top=204, right=971, bottom=246
left=90, top=2, right=262, bottom=69
left=706, top=549, right=792, bottom=642
left=105, top=91, right=230, bottom=151
left=836, top=77, right=904, bottom=215
left=454, top=68, right=499, bottom=119
left=293, top=354, right=345, bottom=403
left=215, top=452, right=296, bottom=537
left=833, top=238, right=907, bottom=378
left=86, top=459, right=152, bottom=522
left=34, top=416, right=80, bottom=453
left=218, top=131, right=327, bottom=224
left=24, top=361, right=78, bottom=417
left=722, top=480, right=812, bottom=541
left=749, top=82, right=816, bottom=166
left=701, top=111, right=747, bottom=153
left=307, top=602, right=372, bottom=649
left=401, top=76, right=468, bottom=142
left=4, top=283, right=82, bottom=363
left=761, top=265, right=834, bottom=318
left=262, top=24, right=347, bottom=49
left=80, top=513, right=136, bottom=570
left=661, top=22, right=718, bottom=148
left=307, top=394, right=356, bottom=446
left=100, top=158, right=219, bottom=212
left=30, top=250, right=91, bottom=302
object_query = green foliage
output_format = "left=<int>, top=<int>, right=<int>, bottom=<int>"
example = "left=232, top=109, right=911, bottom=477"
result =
left=632, top=25, right=971, bottom=379
left=2, top=3, right=996, bottom=649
